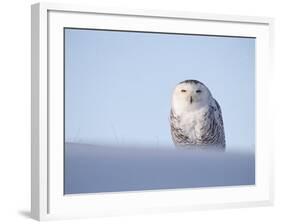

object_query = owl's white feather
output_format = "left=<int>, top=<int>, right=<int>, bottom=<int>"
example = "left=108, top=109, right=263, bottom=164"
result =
left=170, top=80, right=225, bottom=150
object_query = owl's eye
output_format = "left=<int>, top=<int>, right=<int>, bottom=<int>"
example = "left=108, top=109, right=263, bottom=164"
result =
left=181, top=89, right=187, bottom=92
left=196, top=89, right=202, bottom=93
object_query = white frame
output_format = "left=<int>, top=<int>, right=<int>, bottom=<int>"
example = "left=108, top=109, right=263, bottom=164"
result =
left=31, top=2, right=274, bottom=221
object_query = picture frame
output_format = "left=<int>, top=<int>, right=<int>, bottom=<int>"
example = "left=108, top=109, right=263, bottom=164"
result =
left=31, top=2, right=274, bottom=221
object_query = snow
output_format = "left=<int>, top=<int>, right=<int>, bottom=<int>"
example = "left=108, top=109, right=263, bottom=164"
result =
left=64, top=143, right=255, bottom=194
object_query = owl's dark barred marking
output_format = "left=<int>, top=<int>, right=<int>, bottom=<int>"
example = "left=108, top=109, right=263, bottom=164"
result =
left=170, top=80, right=225, bottom=150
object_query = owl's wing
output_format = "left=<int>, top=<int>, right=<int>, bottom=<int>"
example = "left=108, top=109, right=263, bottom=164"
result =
left=199, top=99, right=225, bottom=148
left=170, top=110, right=192, bottom=146
left=212, top=99, right=226, bottom=147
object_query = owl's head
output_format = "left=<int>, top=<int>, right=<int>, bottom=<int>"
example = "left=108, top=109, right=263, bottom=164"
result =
left=172, top=80, right=212, bottom=113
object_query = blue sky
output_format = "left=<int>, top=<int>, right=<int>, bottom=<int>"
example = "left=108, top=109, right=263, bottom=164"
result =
left=64, top=28, right=255, bottom=152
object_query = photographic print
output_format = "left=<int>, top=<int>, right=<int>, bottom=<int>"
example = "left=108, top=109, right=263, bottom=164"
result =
left=64, top=28, right=255, bottom=194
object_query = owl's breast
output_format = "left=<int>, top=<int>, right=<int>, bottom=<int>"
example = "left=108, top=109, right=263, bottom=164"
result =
left=178, top=108, right=208, bottom=142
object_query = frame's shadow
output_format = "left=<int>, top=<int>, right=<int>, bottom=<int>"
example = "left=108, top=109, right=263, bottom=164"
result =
left=18, top=210, right=32, bottom=219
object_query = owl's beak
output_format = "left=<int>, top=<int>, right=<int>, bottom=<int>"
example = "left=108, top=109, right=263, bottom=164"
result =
left=190, top=96, right=193, bottom=104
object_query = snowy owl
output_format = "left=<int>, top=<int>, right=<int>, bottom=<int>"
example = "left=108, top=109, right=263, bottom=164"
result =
left=170, top=80, right=225, bottom=150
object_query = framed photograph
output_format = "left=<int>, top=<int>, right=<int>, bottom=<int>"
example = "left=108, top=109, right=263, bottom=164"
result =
left=31, top=2, right=274, bottom=221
